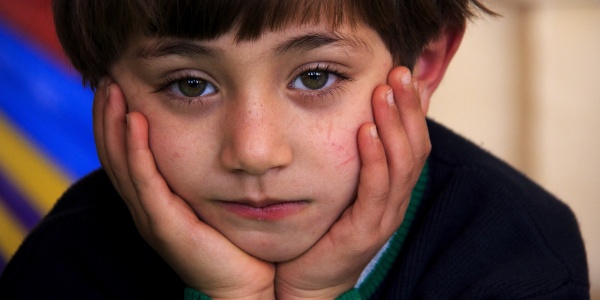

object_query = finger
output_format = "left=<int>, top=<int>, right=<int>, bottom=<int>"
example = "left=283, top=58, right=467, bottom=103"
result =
left=125, top=112, right=207, bottom=235
left=388, top=67, right=431, bottom=165
left=101, top=83, right=142, bottom=217
left=345, top=121, right=389, bottom=232
left=333, top=84, right=405, bottom=239
left=371, top=74, right=426, bottom=229
left=98, top=83, right=145, bottom=225
left=125, top=112, right=178, bottom=224
left=93, top=79, right=109, bottom=171
left=355, top=83, right=416, bottom=234
left=372, top=80, right=414, bottom=187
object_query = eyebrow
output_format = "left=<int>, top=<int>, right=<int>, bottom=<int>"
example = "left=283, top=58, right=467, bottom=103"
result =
left=274, top=33, right=358, bottom=56
left=135, top=32, right=368, bottom=60
left=135, top=40, right=221, bottom=60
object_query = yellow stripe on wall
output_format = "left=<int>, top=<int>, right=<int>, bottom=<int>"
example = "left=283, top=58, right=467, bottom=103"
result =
left=0, top=197, right=27, bottom=260
left=0, top=116, right=71, bottom=214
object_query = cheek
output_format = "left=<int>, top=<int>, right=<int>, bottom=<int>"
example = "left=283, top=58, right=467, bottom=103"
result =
left=148, top=127, right=188, bottom=173
left=145, top=118, right=212, bottom=196
left=151, top=131, right=188, bottom=161
left=326, top=135, right=360, bottom=169
left=319, top=104, right=374, bottom=170
left=308, top=111, right=373, bottom=185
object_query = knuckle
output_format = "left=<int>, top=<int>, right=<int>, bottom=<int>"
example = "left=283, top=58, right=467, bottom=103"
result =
left=360, top=179, right=390, bottom=204
left=411, top=138, right=431, bottom=167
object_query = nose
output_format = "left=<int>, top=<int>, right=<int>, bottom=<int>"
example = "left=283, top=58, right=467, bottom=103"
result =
left=220, top=94, right=293, bottom=175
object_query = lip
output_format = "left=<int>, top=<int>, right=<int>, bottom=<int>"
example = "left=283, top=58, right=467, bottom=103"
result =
left=218, top=200, right=307, bottom=221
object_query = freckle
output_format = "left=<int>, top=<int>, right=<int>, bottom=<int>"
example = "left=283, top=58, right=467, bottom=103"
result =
left=330, top=143, right=344, bottom=153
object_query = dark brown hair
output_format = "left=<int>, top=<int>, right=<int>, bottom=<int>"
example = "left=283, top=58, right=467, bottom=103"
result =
left=53, top=0, right=495, bottom=88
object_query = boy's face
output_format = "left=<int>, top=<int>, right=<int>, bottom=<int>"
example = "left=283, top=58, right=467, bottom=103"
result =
left=111, top=21, right=393, bottom=262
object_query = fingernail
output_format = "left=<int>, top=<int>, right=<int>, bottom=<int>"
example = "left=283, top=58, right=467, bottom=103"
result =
left=97, top=78, right=106, bottom=90
left=125, top=113, right=130, bottom=125
left=386, top=89, right=394, bottom=105
left=105, top=82, right=111, bottom=101
left=370, top=126, right=379, bottom=140
left=401, top=71, right=412, bottom=85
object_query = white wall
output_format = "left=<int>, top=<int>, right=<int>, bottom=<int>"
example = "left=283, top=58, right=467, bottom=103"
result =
left=429, top=1, right=600, bottom=297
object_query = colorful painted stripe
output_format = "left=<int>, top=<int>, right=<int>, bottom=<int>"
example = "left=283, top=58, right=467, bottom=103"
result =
left=0, top=253, right=5, bottom=274
left=0, top=196, right=27, bottom=263
left=0, top=1, right=100, bottom=273
left=0, top=20, right=99, bottom=180
left=0, top=168, right=40, bottom=231
left=0, top=114, right=70, bottom=214
left=0, top=0, right=66, bottom=62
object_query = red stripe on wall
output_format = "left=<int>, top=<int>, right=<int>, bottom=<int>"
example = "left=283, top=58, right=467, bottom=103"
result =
left=0, top=0, right=67, bottom=63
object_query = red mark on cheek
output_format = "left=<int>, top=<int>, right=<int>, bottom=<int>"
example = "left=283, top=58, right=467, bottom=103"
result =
left=338, top=155, right=357, bottom=167
left=330, top=142, right=357, bottom=167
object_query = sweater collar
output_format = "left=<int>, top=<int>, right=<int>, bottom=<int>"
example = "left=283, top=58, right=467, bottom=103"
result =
left=339, top=160, right=429, bottom=299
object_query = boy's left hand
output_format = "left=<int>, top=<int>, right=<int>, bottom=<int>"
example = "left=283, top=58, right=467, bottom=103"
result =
left=275, top=67, right=430, bottom=299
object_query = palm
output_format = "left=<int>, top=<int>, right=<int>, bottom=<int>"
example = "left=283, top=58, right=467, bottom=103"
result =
left=144, top=191, right=275, bottom=298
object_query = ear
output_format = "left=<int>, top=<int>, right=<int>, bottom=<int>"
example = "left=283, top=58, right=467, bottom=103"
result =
left=413, top=24, right=466, bottom=114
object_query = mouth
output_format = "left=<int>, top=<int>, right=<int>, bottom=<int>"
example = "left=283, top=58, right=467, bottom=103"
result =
left=218, top=199, right=308, bottom=221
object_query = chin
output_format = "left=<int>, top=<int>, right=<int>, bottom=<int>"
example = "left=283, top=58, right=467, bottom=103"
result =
left=244, top=244, right=308, bottom=263
left=231, top=232, right=319, bottom=263
left=248, top=251, right=305, bottom=263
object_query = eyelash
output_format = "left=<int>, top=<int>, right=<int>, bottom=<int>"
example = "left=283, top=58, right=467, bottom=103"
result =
left=290, top=64, right=352, bottom=102
left=154, top=71, right=215, bottom=106
left=154, top=64, right=353, bottom=106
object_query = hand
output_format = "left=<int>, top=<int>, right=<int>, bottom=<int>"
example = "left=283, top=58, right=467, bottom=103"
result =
left=93, top=81, right=276, bottom=299
left=274, top=66, right=431, bottom=299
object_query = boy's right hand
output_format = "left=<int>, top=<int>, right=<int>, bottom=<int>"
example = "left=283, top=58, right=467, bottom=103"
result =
left=93, top=81, right=275, bottom=300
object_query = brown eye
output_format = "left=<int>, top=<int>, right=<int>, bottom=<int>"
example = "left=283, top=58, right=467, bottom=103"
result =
left=292, top=70, right=338, bottom=91
left=300, top=71, right=329, bottom=90
left=178, top=78, right=208, bottom=97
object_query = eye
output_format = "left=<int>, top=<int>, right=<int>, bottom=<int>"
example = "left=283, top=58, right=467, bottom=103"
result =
left=291, top=70, right=339, bottom=91
left=169, top=78, right=216, bottom=97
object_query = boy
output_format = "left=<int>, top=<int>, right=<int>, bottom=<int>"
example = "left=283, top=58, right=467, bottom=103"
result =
left=0, top=0, right=589, bottom=299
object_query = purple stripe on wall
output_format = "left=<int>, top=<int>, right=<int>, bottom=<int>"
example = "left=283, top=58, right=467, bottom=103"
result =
left=0, top=254, right=6, bottom=275
left=0, top=169, right=42, bottom=230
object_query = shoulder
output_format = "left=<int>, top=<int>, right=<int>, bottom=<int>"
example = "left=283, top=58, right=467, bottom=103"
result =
left=425, top=118, right=577, bottom=218
left=0, top=170, right=184, bottom=299
left=46, top=169, right=124, bottom=219
left=380, top=119, right=589, bottom=299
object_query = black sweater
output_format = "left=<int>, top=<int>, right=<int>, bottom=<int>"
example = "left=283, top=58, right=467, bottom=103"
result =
left=0, top=120, right=589, bottom=299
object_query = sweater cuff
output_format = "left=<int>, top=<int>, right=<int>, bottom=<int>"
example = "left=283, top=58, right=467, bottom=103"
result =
left=185, top=286, right=361, bottom=300
left=184, top=287, right=212, bottom=300
left=336, top=288, right=362, bottom=300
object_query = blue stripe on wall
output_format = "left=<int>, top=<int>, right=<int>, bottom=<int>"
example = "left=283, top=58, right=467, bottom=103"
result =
left=0, top=20, right=99, bottom=179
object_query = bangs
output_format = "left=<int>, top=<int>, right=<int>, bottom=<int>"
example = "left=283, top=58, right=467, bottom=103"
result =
left=54, top=0, right=493, bottom=88
left=132, top=0, right=367, bottom=41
